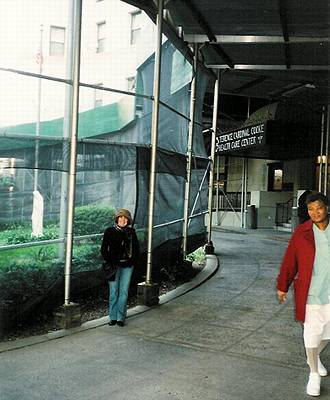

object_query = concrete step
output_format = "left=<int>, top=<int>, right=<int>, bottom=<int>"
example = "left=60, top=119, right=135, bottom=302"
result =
left=274, top=224, right=292, bottom=232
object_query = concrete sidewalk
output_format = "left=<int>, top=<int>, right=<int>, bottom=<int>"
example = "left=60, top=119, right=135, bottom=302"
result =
left=1, top=228, right=330, bottom=399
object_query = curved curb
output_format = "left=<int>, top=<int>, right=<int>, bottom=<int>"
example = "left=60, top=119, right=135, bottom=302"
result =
left=0, top=254, right=219, bottom=353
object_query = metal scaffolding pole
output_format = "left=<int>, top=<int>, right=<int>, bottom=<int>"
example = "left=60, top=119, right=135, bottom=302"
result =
left=59, top=0, right=75, bottom=260
left=64, top=0, right=82, bottom=306
left=240, top=158, right=245, bottom=227
left=324, top=105, right=330, bottom=195
left=319, top=106, right=325, bottom=192
left=31, top=24, right=44, bottom=238
left=182, top=43, right=198, bottom=259
left=243, top=97, right=250, bottom=228
left=216, top=155, right=220, bottom=225
left=33, top=24, right=43, bottom=192
left=206, top=70, right=220, bottom=245
left=145, top=0, right=164, bottom=285
left=243, top=158, right=248, bottom=228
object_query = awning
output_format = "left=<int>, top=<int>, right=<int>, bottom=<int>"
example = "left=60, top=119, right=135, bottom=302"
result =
left=123, top=0, right=330, bottom=107
left=215, top=101, right=321, bottom=159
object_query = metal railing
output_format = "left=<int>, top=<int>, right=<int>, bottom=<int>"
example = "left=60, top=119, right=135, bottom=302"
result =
left=213, top=191, right=251, bottom=211
left=275, top=197, right=294, bottom=226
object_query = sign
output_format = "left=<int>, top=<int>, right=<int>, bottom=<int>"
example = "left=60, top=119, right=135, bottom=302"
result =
left=215, top=123, right=266, bottom=154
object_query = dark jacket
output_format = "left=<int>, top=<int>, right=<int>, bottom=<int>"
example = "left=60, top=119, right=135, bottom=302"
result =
left=276, top=219, right=315, bottom=322
left=101, top=225, right=140, bottom=268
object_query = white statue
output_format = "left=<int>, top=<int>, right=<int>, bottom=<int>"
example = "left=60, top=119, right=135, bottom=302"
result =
left=31, top=190, right=44, bottom=237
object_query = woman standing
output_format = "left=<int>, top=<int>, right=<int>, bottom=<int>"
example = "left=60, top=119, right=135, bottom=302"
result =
left=277, top=192, right=330, bottom=396
left=101, top=208, right=139, bottom=327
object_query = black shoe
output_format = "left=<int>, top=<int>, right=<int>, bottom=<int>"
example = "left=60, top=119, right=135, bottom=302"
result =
left=108, top=320, right=117, bottom=326
left=117, top=321, right=124, bottom=327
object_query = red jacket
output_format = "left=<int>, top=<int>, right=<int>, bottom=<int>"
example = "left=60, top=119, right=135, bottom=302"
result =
left=277, top=219, right=315, bottom=322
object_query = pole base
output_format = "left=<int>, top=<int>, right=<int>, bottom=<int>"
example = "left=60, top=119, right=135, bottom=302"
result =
left=204, top=241, right=215, bottom=255
left=54, top=302, right=81, bottom=330
left=137, top=282, right=159, bottom=306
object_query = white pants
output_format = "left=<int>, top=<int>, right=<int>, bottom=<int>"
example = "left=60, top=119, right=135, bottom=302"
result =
left=304, top=304, right=330, bottom=348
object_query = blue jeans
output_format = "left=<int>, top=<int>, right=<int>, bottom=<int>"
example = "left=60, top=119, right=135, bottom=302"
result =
left=109, top=266, right=133, bottom=322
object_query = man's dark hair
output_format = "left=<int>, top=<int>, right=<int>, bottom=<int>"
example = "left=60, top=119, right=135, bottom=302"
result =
left=306, top=191, right=329, bottom=206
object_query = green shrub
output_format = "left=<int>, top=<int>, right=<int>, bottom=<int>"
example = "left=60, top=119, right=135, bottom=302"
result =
left=0, top=204, right=115, bottom=245
left=186, top=247, right=205, bottom=263
left=0, top=259, right=64, bottom=328
left=0, top=243, right=104, bottom=332
left=1, top=224, right=59, bottom=245
left=73, top=205, right=115, bottom=235
left=72, top=243, right=103, bottom=273
left=2, top=227, right=32, bottom=245
left=32, top=247, right=56, bottom=263
left=0, top=205, right=116, bottom=333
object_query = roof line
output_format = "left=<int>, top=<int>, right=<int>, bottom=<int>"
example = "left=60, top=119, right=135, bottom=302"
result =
left=185, top=35, right=330, bottom=44
left=206, top=64, right=330, bottom=71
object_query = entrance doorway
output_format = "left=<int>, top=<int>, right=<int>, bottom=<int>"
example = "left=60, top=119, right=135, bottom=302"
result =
left=268, top=162, right=283, bottom=191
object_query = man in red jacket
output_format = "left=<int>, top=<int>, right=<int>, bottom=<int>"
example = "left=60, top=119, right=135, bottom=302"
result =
left=277, top=192, right=330, bottom=397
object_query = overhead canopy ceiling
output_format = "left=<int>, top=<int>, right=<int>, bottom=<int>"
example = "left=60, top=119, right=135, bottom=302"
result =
left=123, top=0, right=330, bottom=108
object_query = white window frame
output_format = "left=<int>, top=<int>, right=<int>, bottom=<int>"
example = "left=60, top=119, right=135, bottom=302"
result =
left=97, top=21, right=106, bottom=53
left=130, top=11, right=142, bottom=45
left=49, top=26, right=65, bottom=56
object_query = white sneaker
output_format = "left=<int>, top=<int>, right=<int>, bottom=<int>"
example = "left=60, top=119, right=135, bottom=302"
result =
left=318, top=357, right=328, bottom=377
left=306, top=372, right=321, bottom=397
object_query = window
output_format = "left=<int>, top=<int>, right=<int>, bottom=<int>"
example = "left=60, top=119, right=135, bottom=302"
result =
left=49, top=26, right=65, bottom=56
left=94, top=83, right=103, bottom=108
left=268, top=162, right=283, bottom=191
left=273, top=169, right=283, bottom=190
left=97, top=22, right=106, bottom=53
left=130, top=11, right=142, bottom=45
left=127, top=76, right=136, bottom=92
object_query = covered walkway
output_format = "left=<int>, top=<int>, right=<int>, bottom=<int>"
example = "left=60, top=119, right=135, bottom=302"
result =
left=2, top=228, right=328, bottom=399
